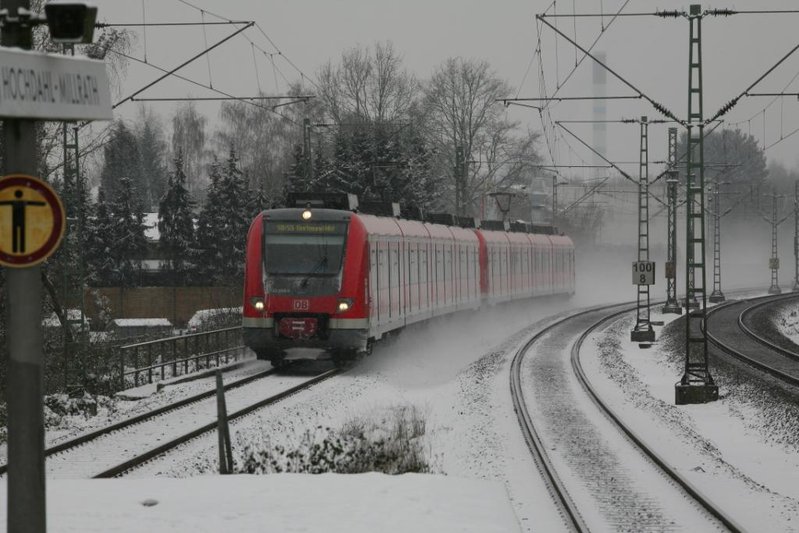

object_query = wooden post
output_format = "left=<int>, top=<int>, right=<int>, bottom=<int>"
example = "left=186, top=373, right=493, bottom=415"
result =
left=215, top=370, right=233, bottom=473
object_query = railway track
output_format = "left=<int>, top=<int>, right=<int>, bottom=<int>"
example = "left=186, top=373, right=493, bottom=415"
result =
left=93, top=367, right=338, bottom=478
left=706, top=293, right=799, bottom=386
left=510, top=303, right=740, bottom=532
left=0, top=364, right=338, bottom=479
left=0, top=364, right=281, bottom=477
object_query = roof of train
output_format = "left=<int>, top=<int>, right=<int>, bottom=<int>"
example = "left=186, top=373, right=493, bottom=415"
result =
left=356, top=213, right=478, bottom=243
left=262, top=209, right=571, bottom=246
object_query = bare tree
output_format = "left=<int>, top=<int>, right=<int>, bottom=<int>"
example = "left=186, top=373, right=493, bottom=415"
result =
left=213, top=93, right=300, bottom=205
left=171, top=102, right=208, bottom=196
left=423, top=58, right=540, bottom=216
left=317, top=41, right=417, bottom=123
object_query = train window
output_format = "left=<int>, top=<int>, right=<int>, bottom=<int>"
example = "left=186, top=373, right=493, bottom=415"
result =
left=262, top=225, right=348, bottom=296
left=263, top=233, right=346, bottom=276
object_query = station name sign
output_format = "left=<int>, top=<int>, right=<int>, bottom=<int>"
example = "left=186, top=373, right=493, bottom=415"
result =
left=0, top=48, right=112, bottom=121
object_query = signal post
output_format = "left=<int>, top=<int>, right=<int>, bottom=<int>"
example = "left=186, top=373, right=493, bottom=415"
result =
left=0, top=2, right=111, bottom=531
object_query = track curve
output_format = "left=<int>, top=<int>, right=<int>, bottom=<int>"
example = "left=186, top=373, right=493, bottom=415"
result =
left=706, top=294, right=799, bottom=386
left=510, top=303, right=733, bottom=532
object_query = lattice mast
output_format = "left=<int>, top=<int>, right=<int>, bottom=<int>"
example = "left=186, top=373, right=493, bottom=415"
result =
left=708, top=179, right=725, bottom=302
left=766, top=193, right=785, bottom=294
left=663, top=127, right=682, bottom=314
left=631, top=116, right=655, bottom=342
left=794, top=181, right=799, bottom=291
left=677, top=4, right=718, bottom=404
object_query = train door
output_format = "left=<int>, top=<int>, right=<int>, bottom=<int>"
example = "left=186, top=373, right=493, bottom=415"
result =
left=421, top=242, right=429, bottom=312
left=435, top=242, right=442, bottom=309
left=500, top=245, right=507, bottom=297
left=370, top=240, right=378, bottom=324
left=408, top=241, right=416, bottom=316
left=391, top=241, right=401, bottom=321
left=458, top=244, right=465, bottom=307
left=491, top=243, right=502, bottom=297
left=377, top=241, right=386, bottom=323
left=446, top=244, right=453, bottom=307
left=471, top=245, right=478, bottom=301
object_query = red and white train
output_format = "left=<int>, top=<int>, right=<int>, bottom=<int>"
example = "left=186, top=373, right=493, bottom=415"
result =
left=242, top=194, right=575, bottom=366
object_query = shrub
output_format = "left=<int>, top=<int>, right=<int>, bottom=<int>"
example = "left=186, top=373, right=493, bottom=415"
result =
left=234, top=405, right=431, bottom=475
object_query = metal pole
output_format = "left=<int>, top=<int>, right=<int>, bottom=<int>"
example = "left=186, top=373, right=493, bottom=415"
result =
left=2, top=2, right=47, bottom=530
left=303, top=117, right=313, bottom=184
left=663, top=127, right=682, bottom=314
left=632, top=116, right=655, bottom=342
left=677, top=4, right=718, bottom=405
left=708, top=180, right=725, bottom=302
left=552, top=175, right=557, bottom=228
left=768, top=194, right=782, bottom=294
left=794, top=181, right=799, bottom=291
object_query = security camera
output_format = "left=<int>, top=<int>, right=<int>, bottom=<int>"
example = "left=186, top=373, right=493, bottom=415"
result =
left=44, top=1, right=97, bottom=44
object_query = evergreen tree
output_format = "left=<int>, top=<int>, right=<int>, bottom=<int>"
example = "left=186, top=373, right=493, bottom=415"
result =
left=194, top=157, right=226, bottom=283
left=85, top=188, right=117, bottom=286
left=218, top=149, right=251, bottom=281
left=194, top=149, right=251, bottom=284
left=99, top=121, right=142, bottom=201
left=158, top=150, right=195, bottom=283
left=136, top=112, right=169, bottom=211
left=110, top=176, right=147, bottom=287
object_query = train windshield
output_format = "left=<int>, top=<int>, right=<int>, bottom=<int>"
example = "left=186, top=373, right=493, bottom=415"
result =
left=262, top=221, right=348, bottom=295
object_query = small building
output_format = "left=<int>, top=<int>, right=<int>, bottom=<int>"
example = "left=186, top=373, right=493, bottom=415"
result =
left=112, top=318, right=173, bottom=340
left=42, top=309, right=91, bottom=332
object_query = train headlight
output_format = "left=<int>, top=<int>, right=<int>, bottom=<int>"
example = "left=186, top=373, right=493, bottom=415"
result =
left=250, top=297, right=265, bottom=311
left=302, top=209, right=312, bottom=220
left=337, top=298, right=353, bottom=312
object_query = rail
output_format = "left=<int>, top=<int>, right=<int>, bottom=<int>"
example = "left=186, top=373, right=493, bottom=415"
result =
left=118, top=326, right=248, bottom=390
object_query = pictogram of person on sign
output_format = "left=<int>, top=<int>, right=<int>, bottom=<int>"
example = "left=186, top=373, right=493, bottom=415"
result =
left=0, top=189, right=46, bottom=253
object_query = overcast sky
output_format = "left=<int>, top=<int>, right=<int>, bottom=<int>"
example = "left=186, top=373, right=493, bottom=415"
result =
left=91, top=0, right=799, bottom=178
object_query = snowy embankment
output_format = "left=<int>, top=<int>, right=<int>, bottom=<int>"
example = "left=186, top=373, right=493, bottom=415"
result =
left=580, top=307, right=799, bottom=532
left=0, top=475, right=518, bottom=533
left=2, top=297, right=585, bottom=532
left=773, top=300, right=799, bottom=346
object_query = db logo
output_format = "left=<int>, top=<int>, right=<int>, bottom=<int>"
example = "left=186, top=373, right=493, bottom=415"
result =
left=293, top=299, right=310, bottom=311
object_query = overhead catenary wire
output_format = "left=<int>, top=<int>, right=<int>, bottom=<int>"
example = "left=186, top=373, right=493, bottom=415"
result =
left=537, top=13, right=682, bottom=124
left=140, top=0, right=147, bottom=63
left=200, top=10, right=214, bottom=89
left=540, top=0, right=630, bottom=107
left=96, top=21, right=252, bottom=27
left=172, top=0, right=320, bottom=92
left=708, top=40, right=799, bottom=123
left=251, top=43, right=262, bottom=93
left=113, top=21, right=253, bottom=109
left=109, top=48, right=299, bottom=125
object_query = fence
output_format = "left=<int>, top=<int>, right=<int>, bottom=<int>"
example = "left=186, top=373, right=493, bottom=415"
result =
left=117, top=327, right=249, bottom=390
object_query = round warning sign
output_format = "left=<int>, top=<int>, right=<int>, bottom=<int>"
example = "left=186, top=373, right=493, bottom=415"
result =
left=0, top=174, right=65, bottom=268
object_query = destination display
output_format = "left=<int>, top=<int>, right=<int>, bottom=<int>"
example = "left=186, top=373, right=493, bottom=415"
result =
left=266, top=222, right=347, bottom=234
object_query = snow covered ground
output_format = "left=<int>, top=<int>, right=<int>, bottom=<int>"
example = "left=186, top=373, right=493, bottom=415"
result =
left=3, top=298, right=582, bottom=532
left=0, top=475, right=519, bottom=533
left=773, top=300, right=799, bottom=345
left=581, top=306, right=799, bottom=532
left=7, top=269, right=797, bottom=531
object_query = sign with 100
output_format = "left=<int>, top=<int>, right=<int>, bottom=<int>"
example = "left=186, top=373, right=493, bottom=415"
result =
left=632, top=261, right=655, bottom=285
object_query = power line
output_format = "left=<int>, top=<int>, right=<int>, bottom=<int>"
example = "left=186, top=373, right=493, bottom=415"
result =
left=113, top=22, right=253, bottom=109
left=536, top=13, right=682, bottom=124
left=97, top=21, right=250, bottom=27
left=109, top=48, right=299, bottom=125
left=172, top=0, right=319, bottom=92
left=130, top=95, right=313, bottom=102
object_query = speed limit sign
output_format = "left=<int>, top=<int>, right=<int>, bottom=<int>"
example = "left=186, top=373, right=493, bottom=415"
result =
left=632, top=261, right=655, bottom=285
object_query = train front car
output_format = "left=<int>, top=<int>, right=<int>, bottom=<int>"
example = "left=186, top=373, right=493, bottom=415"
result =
left=242, top=206, right=369, bottom=367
